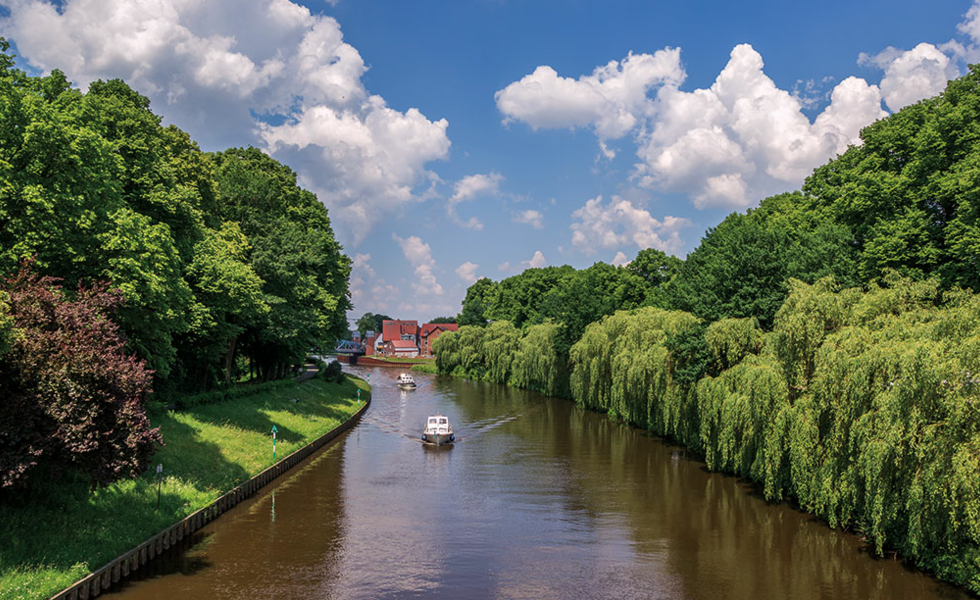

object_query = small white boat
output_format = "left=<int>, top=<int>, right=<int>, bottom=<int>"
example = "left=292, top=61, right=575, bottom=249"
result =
left=396, top=373, right=417, bottom=390
left=422, top=415, right=454, bottom=445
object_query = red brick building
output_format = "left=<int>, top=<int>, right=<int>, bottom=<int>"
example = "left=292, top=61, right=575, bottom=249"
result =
left=419, top=323, right=458, bottom=357
left=373, top=319, right=457, bottom=357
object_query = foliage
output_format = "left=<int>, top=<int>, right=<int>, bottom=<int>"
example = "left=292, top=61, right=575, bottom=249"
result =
left=429, top=316, right=457, bottom=324
left=433, top=321, right=521, bottom=384
left=321, top=360, right=345, bottom=384
left=801, top=65, right=980, bottom=293
left=0, top=46, right=350, bottom=394
left=704, top=317, right=763, bottom=372
left=570, top=308, right=701, bottom=444
left=668, top=192, right=859, bottom=329
left=457, top=277, right=495, bottom=327
left=510, top=321, right=571, bottom=398
left=0, top=262, right=160, bottom=489
left=354, top=312, right=391, bottom=337
left=211, top=147, right=352, bottom=383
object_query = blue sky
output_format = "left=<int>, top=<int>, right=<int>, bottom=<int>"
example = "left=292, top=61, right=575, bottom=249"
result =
left=0, top=0, right=976, bottom=324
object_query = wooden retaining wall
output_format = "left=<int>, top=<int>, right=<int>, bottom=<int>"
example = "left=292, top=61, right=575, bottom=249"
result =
left=49, top=392, right=371, bottom=600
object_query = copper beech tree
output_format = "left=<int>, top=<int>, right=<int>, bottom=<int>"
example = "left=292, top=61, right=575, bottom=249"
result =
left=0, top=262, right=161, bottom=489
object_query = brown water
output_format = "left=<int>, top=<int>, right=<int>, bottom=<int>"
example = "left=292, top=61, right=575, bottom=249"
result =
left=108, top=367, right=971, bottom=599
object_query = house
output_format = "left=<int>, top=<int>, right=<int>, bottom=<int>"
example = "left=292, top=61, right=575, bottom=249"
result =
left=382, top=319, right=419, bottom=345
left=419, top=323, right=458, bottom=357
left=373, top=318, right=458, bottom=357
left=387, top=339, right=420, bottom=358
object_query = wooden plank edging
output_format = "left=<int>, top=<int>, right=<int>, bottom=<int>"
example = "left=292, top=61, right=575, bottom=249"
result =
left=48, top=390, right=371, bottom=600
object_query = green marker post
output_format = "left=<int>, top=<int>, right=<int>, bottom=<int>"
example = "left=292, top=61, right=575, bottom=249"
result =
left=271, top=425, right=278, bottom=460
left=357, top=388, right=361, bottom=404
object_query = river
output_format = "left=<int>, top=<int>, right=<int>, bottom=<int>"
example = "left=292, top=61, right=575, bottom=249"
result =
left=107, top=366, right=970, bottom=599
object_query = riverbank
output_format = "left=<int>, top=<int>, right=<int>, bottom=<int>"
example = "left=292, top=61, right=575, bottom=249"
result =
left=0, top=375, right=369, bottom=600
left=431, top=290, right=980, bottom=596
left=337, top=355, right=433, bottom=368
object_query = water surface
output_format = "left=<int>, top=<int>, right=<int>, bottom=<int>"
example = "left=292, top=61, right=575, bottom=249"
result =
left=109, top=367, right=970, bottom=599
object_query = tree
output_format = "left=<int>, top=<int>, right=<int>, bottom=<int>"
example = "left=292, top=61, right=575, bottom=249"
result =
left=458, top=277, right=496, bottom=326
left=0, top=262, right=161, bottom=489
left=212, top=148, right=352, bottom=380
left=668, top=192, right=857, bottom=329
left=429, top=316, right=456, bottom=324
left=630, top=248, right=683, bottom=287
left=355, top=312, right=392, bottom=337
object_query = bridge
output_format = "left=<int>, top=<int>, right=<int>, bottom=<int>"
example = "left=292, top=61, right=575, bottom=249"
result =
left=335, top=339, right=366, bottom=364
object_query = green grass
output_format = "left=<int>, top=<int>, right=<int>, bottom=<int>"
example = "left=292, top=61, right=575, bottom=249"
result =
left=0, top=375, right=368, bottom=600
left=410, top=362, right=438, bottom=373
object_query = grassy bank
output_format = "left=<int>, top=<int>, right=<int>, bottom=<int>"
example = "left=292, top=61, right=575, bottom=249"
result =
left=373, top=356, right=432, bottom=364
left=410, top=362, right=438, bottom=374
left=0, top=375, right=368, bottom=600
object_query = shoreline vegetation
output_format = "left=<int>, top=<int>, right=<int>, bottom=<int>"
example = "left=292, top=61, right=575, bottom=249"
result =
left=432, top=67, right=980, bottom=595
left=0, top=375, right=368, bottom=600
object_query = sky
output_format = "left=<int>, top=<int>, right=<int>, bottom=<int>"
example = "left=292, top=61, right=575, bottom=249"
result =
left=0, top=0, right=977, bottom=326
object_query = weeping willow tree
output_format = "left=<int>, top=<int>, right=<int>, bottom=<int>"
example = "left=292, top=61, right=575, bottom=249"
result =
left=510, top=321, right=571, bottom=398
left=778, top=277, right=980, bottom=589
left=432, top=321, right=521, bottom=384
left=569, top=308, right=701, bottom=445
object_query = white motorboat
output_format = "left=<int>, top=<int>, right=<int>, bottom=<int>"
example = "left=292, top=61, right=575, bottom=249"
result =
left=422, top=415, right=454, bottom=445
left=397, top=373, right=417, bottom=390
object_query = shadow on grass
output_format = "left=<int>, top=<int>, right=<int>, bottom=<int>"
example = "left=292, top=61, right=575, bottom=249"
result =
left=0, top=417, right=249, bottom=591
left=182, top=378, right=358, bottom=447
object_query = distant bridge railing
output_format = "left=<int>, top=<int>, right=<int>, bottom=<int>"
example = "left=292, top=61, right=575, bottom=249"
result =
left=335, top=339, right=366, bottom=355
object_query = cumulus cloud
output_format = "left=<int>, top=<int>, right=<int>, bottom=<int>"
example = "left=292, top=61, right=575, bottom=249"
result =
left=444, top=172, right=502, bottom=230
left=0, top=0, right=450, bottom=245
left=455, top=261, right=479, bottom=284
left=393, top=234, right=443, bottom=296
left=450, top=172, right=503, bottom=203
left=514, top=209, right=544, bottom=229
left=611, top=251, right=630, bottom=267
left=638, top=45, right=888, bottom=208
left=570, top=195, right=690, bottom=255
left=521, top=251, right=548, bottom=269
left=495, top=48, right=684, bottom=151
left=498, top=43, right=887, bottom=209
left=860, top=43, right=959, bottom=111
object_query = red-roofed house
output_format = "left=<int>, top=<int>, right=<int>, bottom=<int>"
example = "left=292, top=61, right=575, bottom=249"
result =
left=379, top=339, right=420, bottom=358
left=419, top=323, right=458, bottom=357
left=382, top=320, right=419, bottom=345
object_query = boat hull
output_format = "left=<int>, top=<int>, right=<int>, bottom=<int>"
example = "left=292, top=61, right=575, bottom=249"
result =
left=422, top=432, right=453, bottom=445
left=398, top=383, right=417, bottom=390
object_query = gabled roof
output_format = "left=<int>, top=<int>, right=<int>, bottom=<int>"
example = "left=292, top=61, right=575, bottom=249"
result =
left=420, top=323, right=458, bottom=337
left=389, top=340, right=419, bottom=349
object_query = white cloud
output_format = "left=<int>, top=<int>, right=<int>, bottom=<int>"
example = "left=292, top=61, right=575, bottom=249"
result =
left=352, top=253, right=375, bottom=277
left=495, top=48, right=684, bottom=147
left=455, top=261, right=479, bottom=284
left=521, top=251, right=548, bottom=269
left=570, top=195, right=690, bottom=254
left=393, top=234, right=443, bottom=296
left=497, top=261, right=511, bottom=272
left=450, top=172, right=503, bottom=203
left=860, top=43, right=959, bottom=112
left=638, top=45, right=888, bottom=208
left=1, top=0, right=450, bottom=245
left=445, top=172, right=502, bottom=230
left=498, top=44, right=887, bottom=210
left=514, top=209, right=544, bottom=229
left=611, top=251, right=630, bottom=267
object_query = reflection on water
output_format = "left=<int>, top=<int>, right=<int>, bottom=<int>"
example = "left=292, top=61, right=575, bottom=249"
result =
left=109, top=367, right=969, bottom=600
